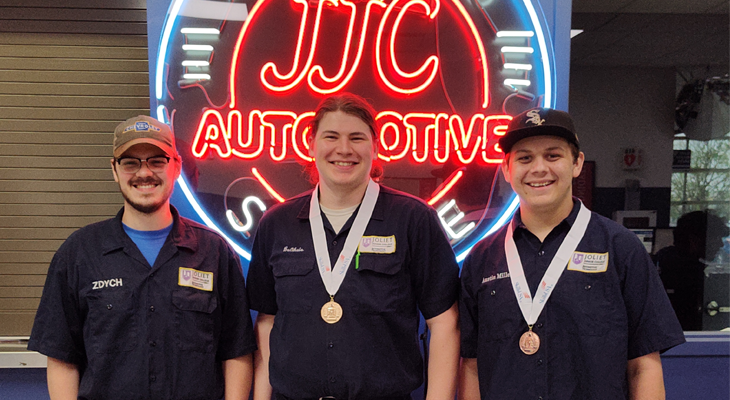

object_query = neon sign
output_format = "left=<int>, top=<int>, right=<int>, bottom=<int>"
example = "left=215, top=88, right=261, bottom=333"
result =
left=191, top=108, right=511, bottom=164
left=151, top=0, right=558, bottom=262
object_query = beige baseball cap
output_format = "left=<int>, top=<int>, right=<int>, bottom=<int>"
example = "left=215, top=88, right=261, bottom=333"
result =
left=113, top=115, right=178, bottom=158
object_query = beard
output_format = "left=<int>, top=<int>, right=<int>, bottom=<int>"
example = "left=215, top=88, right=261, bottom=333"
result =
left=119, top=177, right=170, bottom=214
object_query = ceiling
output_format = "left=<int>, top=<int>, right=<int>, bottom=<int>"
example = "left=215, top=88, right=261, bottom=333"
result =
left=570, top=0, right=729, bottom=68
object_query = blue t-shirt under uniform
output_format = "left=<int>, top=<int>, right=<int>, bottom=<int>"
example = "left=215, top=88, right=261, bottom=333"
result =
left=123, top=223, right=173, bottom=266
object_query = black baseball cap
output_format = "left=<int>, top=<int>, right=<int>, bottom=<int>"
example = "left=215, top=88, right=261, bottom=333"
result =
left=499, top=107, right=579, bottom=154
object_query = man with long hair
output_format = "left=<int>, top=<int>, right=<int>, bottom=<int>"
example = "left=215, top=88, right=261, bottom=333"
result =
left=248, top=93, right=460, bottom=400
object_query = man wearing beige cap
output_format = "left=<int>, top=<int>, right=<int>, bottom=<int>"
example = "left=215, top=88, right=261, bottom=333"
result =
left=29, top=115, right=256, bottom=400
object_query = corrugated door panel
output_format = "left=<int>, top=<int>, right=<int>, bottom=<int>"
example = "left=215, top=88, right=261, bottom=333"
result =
left=0, top=0, right=148, bottom=335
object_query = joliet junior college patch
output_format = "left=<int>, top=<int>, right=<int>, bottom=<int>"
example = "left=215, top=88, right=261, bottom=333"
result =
left=178, top=267, right=214, bottom=291
left=358, top=236, right=396, bottom=254
left=567, top=252, right=609, bottom=273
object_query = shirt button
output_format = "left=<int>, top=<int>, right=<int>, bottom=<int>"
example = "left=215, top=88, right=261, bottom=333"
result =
left=150, top=375, right=156, bottom=382
left=328, top=342, right=334, bottom=349
left=106, top=304, right=113, bottom=310
left=149, top=305, right=155, bottom=312
left=537, top=359, right=543, bottom=366
left=536, top=323, right=543, bottom=328
left=329, top=376, right=336, bottom=383
left=538, top=250, right=545, bottom=256
left=150, top=272, right=154, bottom=278
left=538, top=397, right=543, bottom=400
left=150, top=341, right=156, bottom=347
left=491, top=290, right=496, bottom=296
left=585, top=284, right=592, bottom=290
left=332, top=240, right=337, bottom=246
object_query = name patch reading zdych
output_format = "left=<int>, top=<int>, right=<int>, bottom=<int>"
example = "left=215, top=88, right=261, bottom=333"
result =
left=358, top=236, right=396, bottom=254
left=178, top=268, right=214, bottom=291
left=567, top=252, right=609, bottom=273
left=92, top=278, right=123, bottom=290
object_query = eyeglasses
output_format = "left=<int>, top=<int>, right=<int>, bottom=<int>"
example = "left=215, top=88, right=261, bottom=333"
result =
left=116, top=156, right=171, bottom=174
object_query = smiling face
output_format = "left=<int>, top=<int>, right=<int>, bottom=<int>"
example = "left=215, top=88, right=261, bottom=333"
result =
left=501, top=135, right=584, bottom=217
left=308, top=110, right=377, bottom=198
left=111, top=143, right=181, bottom=216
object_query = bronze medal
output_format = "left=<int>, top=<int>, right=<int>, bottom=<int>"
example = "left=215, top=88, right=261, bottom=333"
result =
left=320, top=298, right=343, bottom=324
left=519, top=330, right=540, bottom=355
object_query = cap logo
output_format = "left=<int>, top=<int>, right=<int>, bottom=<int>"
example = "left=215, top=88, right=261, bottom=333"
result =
left=124, top=121, right=161, bottom=133
left=525, top=109, right=545, bottom=126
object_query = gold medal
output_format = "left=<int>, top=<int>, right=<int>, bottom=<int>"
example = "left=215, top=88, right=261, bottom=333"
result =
left=519, top=327, right=540, bottom=355
left=320, top=296, right=343, bottom=324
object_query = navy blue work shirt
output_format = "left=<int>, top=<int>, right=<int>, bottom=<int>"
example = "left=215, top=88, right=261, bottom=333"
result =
left=29, top=206, right=257, bottom=400
left=248, top=186, right=460, bottom=399
left=460, top=200, right=685, bottom=400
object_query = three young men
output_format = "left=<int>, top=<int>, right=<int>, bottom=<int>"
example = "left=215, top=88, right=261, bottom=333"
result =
left=30, top=105, right=685, bottom=400
left=459, top=108, right=685, bottom=399
left=29, top=116, right=256, bottom=400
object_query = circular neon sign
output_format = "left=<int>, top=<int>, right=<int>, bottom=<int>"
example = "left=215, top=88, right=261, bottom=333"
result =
left=155, top=0, right=555, bottom=261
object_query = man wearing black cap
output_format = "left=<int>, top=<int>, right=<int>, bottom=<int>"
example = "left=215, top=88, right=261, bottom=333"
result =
left=458, top=108, right=684, bottom=400
left=29, top=115, right=256, bottom=400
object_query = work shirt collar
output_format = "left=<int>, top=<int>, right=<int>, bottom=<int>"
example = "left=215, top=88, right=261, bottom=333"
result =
left=101, top=205, right=198, bottom=256
left=513, top=197, right=581, bottom=235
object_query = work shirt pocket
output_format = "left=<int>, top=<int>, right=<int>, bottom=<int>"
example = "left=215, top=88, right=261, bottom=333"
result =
left=476, top=279, right=522, bottom=341
left=172, top=289, right=217, bottom=352
left=86, top=288, right=138, bottom=354
left=272, top=260, right=315, bottom=312
left=552, top=274, right=619, bottom=336
left=352, top=253, right=404, bottom=314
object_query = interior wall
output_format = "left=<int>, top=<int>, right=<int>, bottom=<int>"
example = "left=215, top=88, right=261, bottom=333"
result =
left=0, top=0, right=148, bottom=336
left=569, top=66, right=676, bottom=225
left=570, top=66, right=676, bottom=188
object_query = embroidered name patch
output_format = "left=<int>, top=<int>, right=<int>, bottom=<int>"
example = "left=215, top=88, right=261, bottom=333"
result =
left=91, top=278, right=123, bottom=290
left=178, top=268, right=214, bottom=291
left=567, top=252, right=609, bottom=273
left=358, top=235, right=396, bottom=254
left=482, top=271, right=510, bottom=284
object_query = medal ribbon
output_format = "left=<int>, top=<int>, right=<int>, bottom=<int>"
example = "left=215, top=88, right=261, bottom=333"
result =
left=310, top=180, right=380, bottom=296
left=505, top=202, right=591, bottom=326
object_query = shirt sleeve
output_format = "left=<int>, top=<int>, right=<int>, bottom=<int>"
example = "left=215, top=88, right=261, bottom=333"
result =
left=217, top=242, right=258, bottom=360
left=459, top=251, right=479, bottom=358
left=246, top=216, right=278, bottom=315
left=617, top=230, right=686, bottom=359
left=410, top=206, right=460, bottom=320
left=27, top=243, right=86, bottom=365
